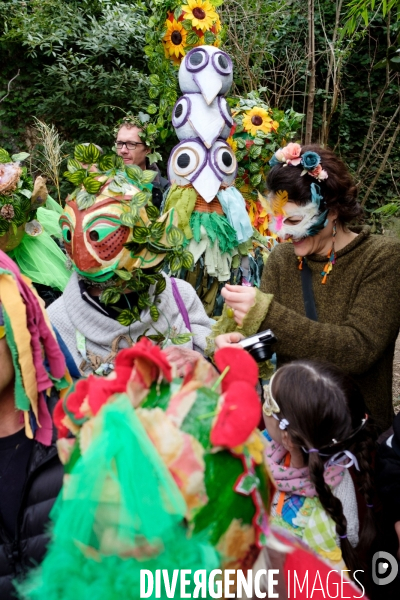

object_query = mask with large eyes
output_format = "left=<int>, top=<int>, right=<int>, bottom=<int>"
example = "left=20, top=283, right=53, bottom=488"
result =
left=168, top=138, right=237, bottom=203
left=210, top=140, right=237, bottom=185
left=173, top=95, right=233, bottom=149
left=179, top=46, right=233, bottom=105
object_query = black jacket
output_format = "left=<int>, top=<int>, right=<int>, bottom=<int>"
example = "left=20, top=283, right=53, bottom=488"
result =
left=0, top=439, right=63, bottom=599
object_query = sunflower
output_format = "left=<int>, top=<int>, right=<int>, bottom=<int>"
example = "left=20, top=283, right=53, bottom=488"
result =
left=163, top=18, right=187, bottom=58
left=242, top=107, right=275, bottom=137
left=226, top=136, right=238, bottom=153
left=181, top=0, right=218, bottom=32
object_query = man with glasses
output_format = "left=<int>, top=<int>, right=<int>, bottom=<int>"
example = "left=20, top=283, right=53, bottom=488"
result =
left=115, top=118, right=168, bottom=208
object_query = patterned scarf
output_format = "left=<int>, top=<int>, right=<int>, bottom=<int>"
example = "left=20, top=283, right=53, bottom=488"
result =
left=265, top=440, right=346, bottom=497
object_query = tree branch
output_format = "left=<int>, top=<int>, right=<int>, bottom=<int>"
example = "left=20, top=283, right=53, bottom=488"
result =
left=0, top=70, right=20, bottom=104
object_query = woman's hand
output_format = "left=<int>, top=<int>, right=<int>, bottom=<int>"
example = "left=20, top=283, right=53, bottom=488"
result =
left=163, top=346, right=203, bottom=377
left=221, top=284, right=257, bottom=326
left=214, top=332, right=245, bottom=350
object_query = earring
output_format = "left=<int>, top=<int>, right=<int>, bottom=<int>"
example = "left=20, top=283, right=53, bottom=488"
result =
left=321, top=219, right=337, bottom=284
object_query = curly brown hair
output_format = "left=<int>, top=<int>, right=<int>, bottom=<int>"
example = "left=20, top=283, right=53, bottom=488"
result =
left=266, top=144, right=363, bottom=225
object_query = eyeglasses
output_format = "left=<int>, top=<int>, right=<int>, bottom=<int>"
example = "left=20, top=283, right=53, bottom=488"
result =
left=115, top=141, right=145, bottom=150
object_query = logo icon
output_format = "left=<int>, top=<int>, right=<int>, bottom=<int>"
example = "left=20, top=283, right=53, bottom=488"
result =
left=372, top=551, right=399, bottom=586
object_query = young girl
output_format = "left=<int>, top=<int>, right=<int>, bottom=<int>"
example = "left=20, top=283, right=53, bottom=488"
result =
left=263, top=360, right=376, bottom=582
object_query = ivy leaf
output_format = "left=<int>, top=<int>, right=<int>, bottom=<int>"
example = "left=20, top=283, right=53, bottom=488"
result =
left=11, top=152, right=30, bottom=162
left=114, top=269, right=132, bottom=281
left=147, top=104, right=158, bottom=115
left=98, top=154, right=115, bottom=171
left=186, top=31, right=199, bottom=45
left=147, top=333, right=165, bottom=343
left=83, top=144, right=100, bottom=164
left=138, top=293, right=151, bottom=310
left=64, top=169, right=86, bottom=185
left=146, top=204, right=160, bottom=220
left=141, top=170, right=157, bottom=184
left=250, top=173, right=262, bottom=187
left=149, top=87, right=159, bottom=99
left=83, top=177, right=102, bottom=194
left=149, top=74, right=159, bottom=86
left=167, top=225, right=184, bottom=247
left=182, top=250, right=194, bottom=269
left=249, top=161, right=261, bottom=173
left=117, top=308, right=140, bottom=326
left=132, top=190, right=150, bottom=207
left=125, top=165, right=143, bottom=182
left=132, top=226, right=150, bottom=243
left=170, top=333, right=194, bottom=345
left=100, top=288, right=121, bottom=305
left=76, top=190, right=96, bottom=210
left=67, top=158, right=82, bottom=173
left=151, top=220, right=166, bottom=240
left=120, top=212, right=138, bottom=227
left=173, top=6, right=182, bottom=20
left=182, top=19, right=193, bottom=31
left=108, top=179, right=124, bottom=193
left=0, top=148, right=12, bottom=163
left=74, top=144, right=89, bottom=163
left=155, top=277, right=166, bottom=295
left=170, top=255, right=183, bottom=272
left=249, top=145, right=262, bottom=159
left=203, top=31, right=215, bottom=45
left=150, top=305, right=159, bottom=321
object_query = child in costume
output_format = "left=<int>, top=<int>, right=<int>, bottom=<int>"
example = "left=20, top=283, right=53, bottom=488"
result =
left=0, top=148, right=71, bottom=293
left=262, top=359, right=376, bottom=590
left=18, top=343, right=367, bottom=600
left=47, top=143, right=210, bottom=377
left=0, top=250, right=70, bottom=600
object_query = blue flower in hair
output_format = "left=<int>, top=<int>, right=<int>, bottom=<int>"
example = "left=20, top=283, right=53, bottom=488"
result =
left=301, top=151, right=321, bottom=170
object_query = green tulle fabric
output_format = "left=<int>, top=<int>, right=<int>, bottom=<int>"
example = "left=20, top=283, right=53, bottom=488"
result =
left=190, top=212, right=238, bottom=255
left=37, top=195, right=63, bottom=238
left=18, top=395, right=219, bottom=600
left=8, top=230, right=71, bottom=291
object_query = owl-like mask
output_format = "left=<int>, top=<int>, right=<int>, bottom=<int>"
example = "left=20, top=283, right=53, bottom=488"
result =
left=168, top=138, right=237, bottom=203
left=266, top=184, right=328, bottom=241
left=172, top=94, right=233, bottom=148
left=179, top=46, right=233, bottom=105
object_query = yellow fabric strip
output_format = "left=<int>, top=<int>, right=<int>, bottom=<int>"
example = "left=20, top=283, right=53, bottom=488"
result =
left=0, top=274, right=39, bottom=420
left=24, top=410, right=34, bottom=439
left=0, top=325, right=5, bottom=339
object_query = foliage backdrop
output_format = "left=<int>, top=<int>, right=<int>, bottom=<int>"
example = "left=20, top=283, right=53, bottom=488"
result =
left=0, top=0, right=399, bottom=223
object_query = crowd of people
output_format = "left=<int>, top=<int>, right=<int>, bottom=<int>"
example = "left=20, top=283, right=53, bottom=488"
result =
left=1, top=112, right=400, bottom=600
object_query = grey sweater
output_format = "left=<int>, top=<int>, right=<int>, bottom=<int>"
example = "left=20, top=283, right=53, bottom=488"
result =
left=48, top=272, right=211, bottom=374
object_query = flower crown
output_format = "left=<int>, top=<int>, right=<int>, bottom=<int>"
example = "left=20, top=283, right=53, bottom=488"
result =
left=269, top=143, right=328, bottom=182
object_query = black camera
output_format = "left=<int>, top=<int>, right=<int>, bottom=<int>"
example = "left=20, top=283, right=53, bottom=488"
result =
left=238, top=329, right=277, bottom=363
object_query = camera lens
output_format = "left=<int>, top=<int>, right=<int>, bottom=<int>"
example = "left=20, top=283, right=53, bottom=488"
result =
left=247, top=342, right=273, bottom=363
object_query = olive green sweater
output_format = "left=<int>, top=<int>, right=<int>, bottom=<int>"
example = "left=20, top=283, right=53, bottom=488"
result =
left=259, top=228, right=400, bottom=432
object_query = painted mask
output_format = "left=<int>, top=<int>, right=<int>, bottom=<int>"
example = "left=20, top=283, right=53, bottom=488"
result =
left=266, top=184, right=328, bottom=241
left=61, top=178, right=174, bottom=282
left=168, top=138, right=237, bottom=203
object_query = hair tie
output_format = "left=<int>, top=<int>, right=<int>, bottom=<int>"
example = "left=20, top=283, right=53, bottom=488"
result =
left=302, top=448, right=319, bottom=453
left=339, top=534, right=347, bottom=539
left=366, top=504, right=373, bottom=508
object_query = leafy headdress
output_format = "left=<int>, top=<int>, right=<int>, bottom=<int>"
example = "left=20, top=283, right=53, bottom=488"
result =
left=114, top=111, right=162, bottom=164
left=62, top=143, right=193, bottom=327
